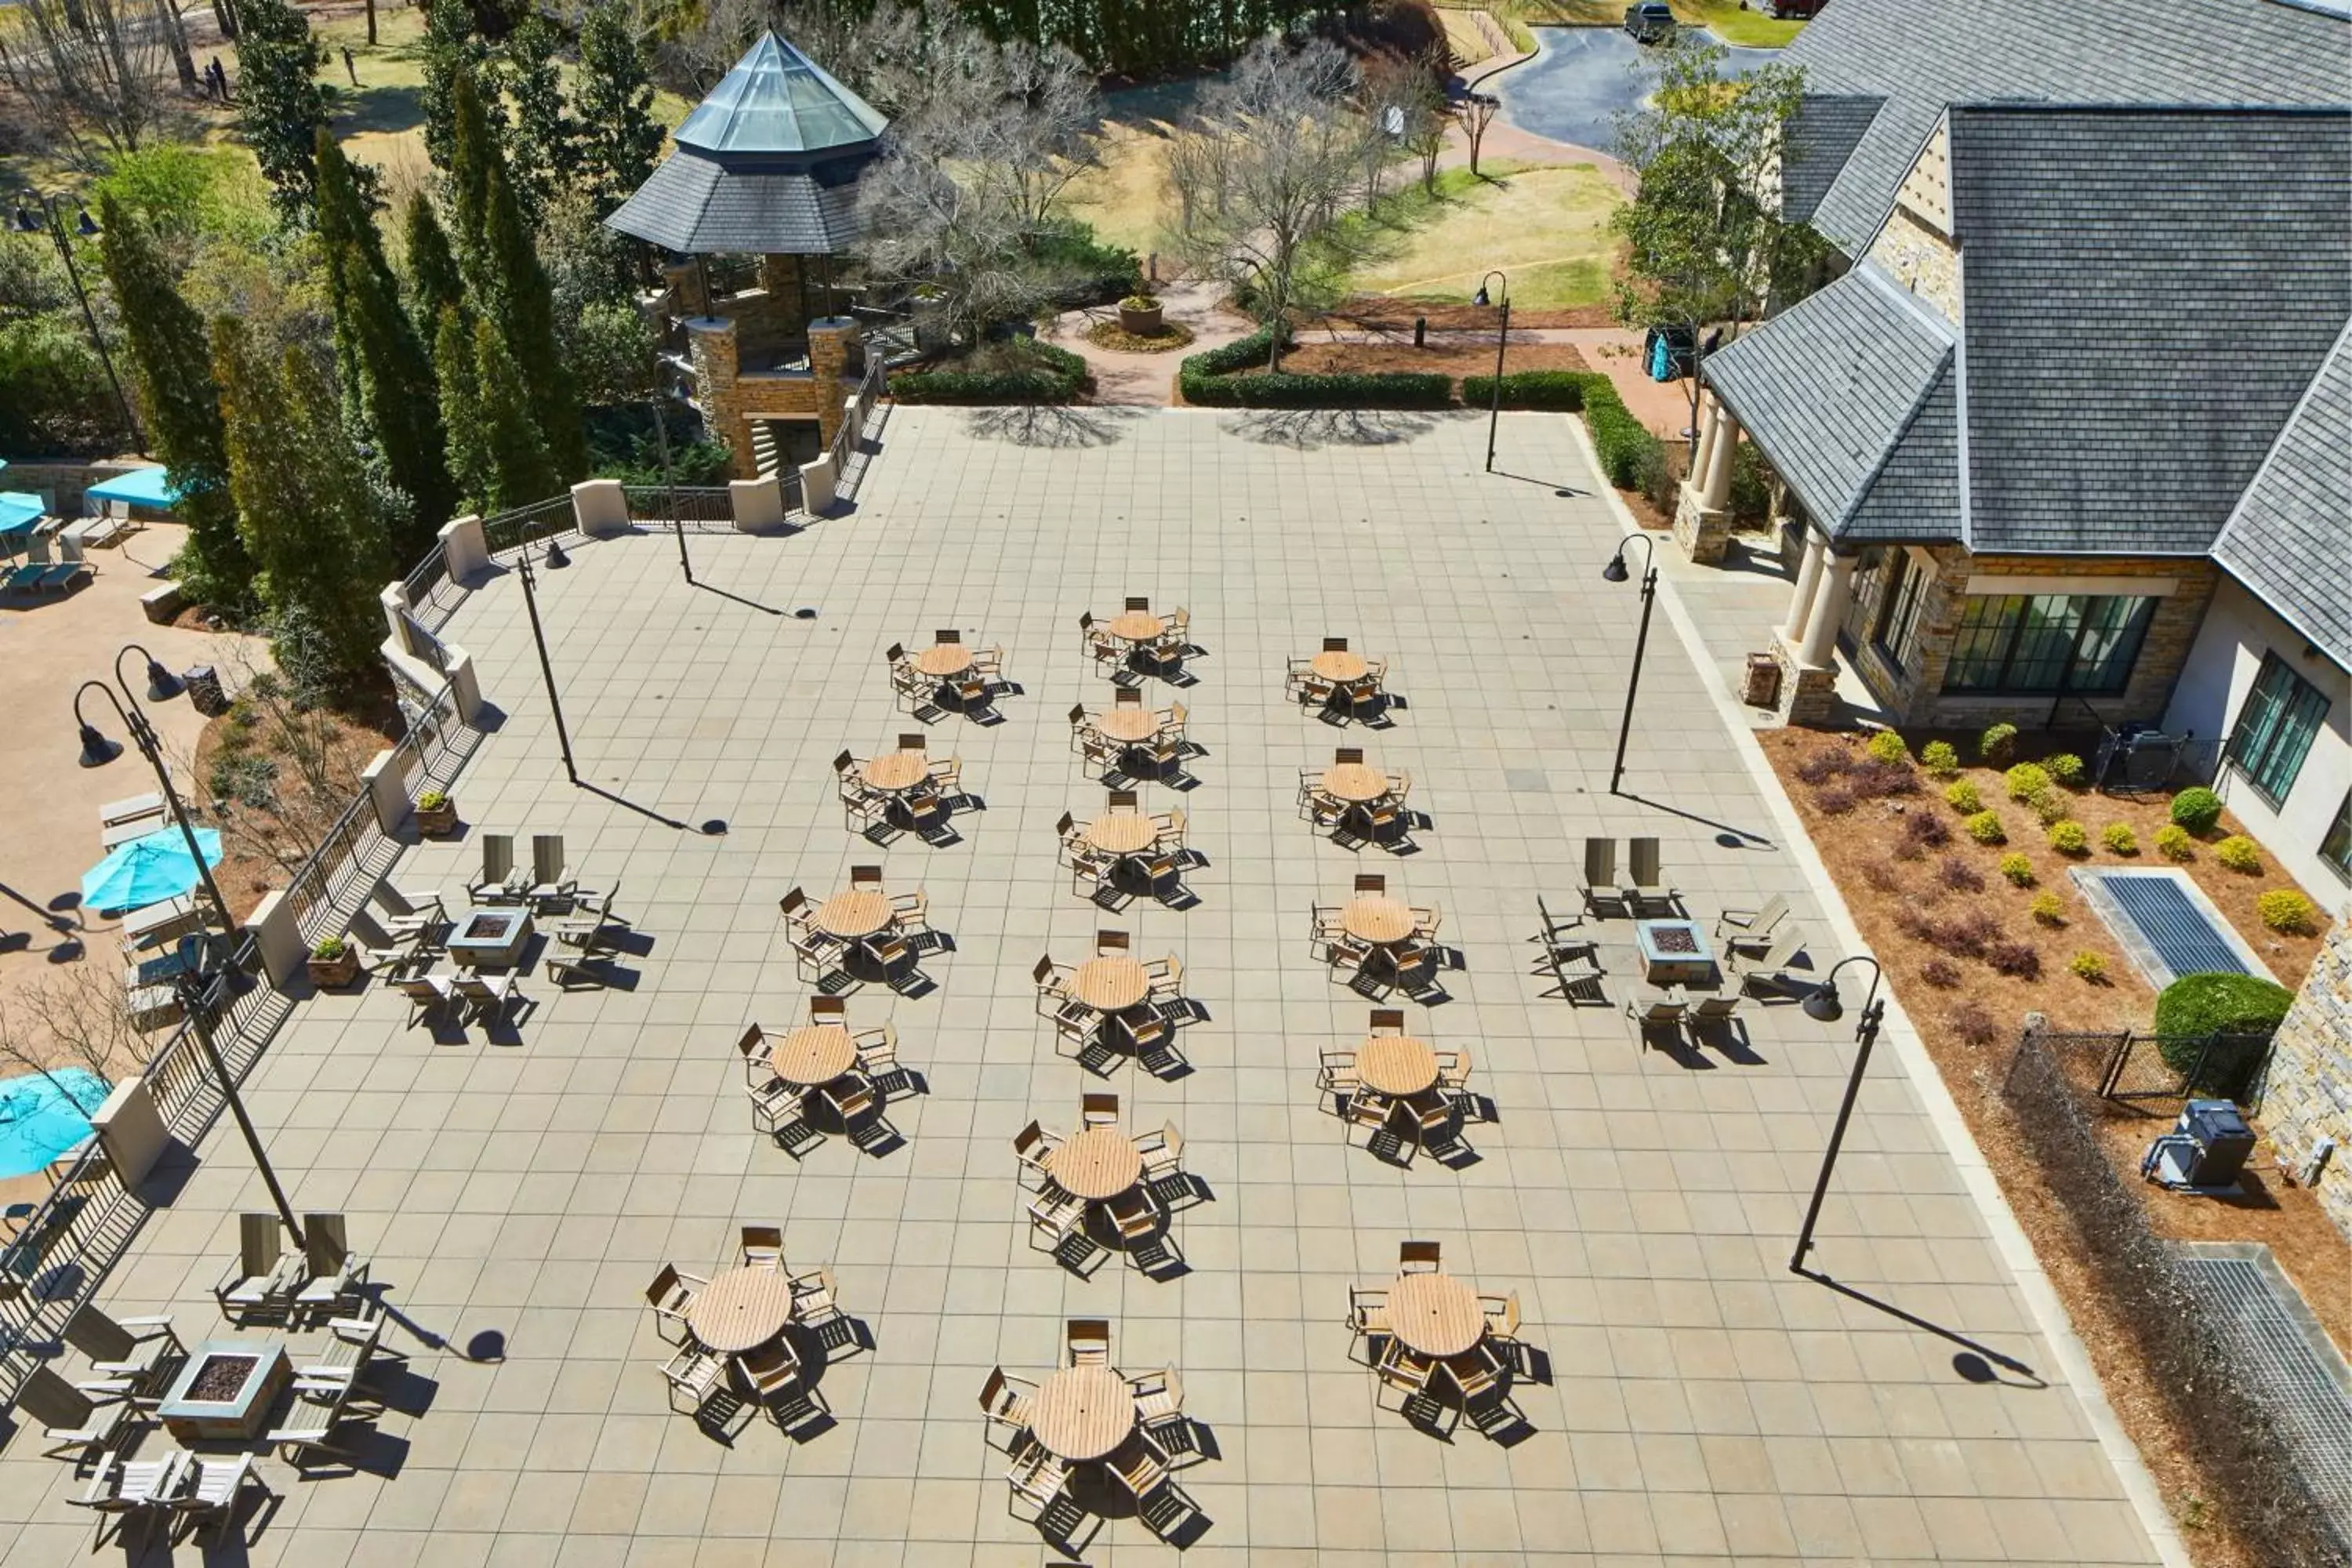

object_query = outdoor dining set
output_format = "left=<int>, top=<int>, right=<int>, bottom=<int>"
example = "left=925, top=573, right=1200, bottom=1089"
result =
left=1069, top=688, right=1191, bottom=781
left=1310, top=872, right=1447, bottom=995
left=1348, top=1240, right=1535, bottom=1440
left=1014, top=1094, right=1201, bottom=1272
left=648, top=1227, right=859, bottom=1432
left=779, top=866, right=943, bottom=990
left=1033, top=929, right=1199, bottom=1075
left=737, top=995, right=916, bottom=1155
left=982, top=1319, right=1206, bottom=1541
left=1055, top=791, right=1189, bottom=905
left=1316, top=1008, right=1482, bottom=1162
left=1286, top=636, right=1390, bottom=719
left=1080, top=597, right=1194, bottom=683
left=1299, top=746, right=1414, bottom=846
left=887, top=630, right=1007, bottom=715
left=368, top=836, right=630, bottom=1026
left=835, top=734, right=965, bottom=838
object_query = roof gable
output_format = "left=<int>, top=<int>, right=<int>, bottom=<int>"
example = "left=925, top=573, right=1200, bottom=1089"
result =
left=2212, top=323, right=2352, bottom=666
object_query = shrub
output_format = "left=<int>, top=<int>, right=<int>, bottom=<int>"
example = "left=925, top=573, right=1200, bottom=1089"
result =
left=1864, top=729, right=1910, bottom=764
left=1813, top=785, right=1857, bottom=815
left=1919, top=957, right=1962, bottom=988
left=1978, top=723, right=2017, bottom=764
left=1919, top=740, right=1958, bottom=777
left=891, top=338, right=1092, bottom=405
left=417, top=789, right=448, bottom=811
left=1795, top=748, right=1850, bottom=786
left=1459, top=369, right=1591, bottom=411
left=1847, top=758, right=1919, bottom=799
left=2155, top=824, right=2194, bottom=861
left=1180, top=322, right=1453, bottom=409
left=1944, top=780, right=1981, bottom=814
left=1034, top=220, right=1142, bottom=305
left=2259, top=890, right=2318, bottom=934
left=1987, top=941, right=2042, bottom=978
left=2045, top=752, right=2085, bottom=787
left=1860, top=859, right=1900, bottom=893
left=1120, top=292, right=1160, bottom=311
left=2031, top=891, right=2066, bottom=925
left=1904, top=811, right=1952, bottom=851
left=2004, top=762, right=2052, bottom=800
left=2100, top=822, right=2138, bottom=855
left=1947, top=1002, right=2000, bottom=1047
left=1998, top=853, right=2034, bottom=887
left=2028, top=786, right=2071, bottom=826
left=312, top=935, right=347, bottom=959
left=2154, top=972, right=2292, bottom=1040
left=1964, top=810, right=2005, bottom=844
left=2046, top=819, right=2089, bottom=854
left=2169, top=786, right=2223, bottom=834
left=2069, top=950, right=2108, bottom=982
left=1580, top=376, right=1666, bottom=489
left=2214, top=835, right=2262, bottom=873
left=1937, top=855, right=1985, bottom=893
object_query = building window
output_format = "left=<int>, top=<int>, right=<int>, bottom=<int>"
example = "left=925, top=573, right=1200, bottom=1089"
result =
left=2226, top=652, right=2331, bottom=804
left=1942, top=593, right=2155, bottom=695
left=2320, top=792, right=2351, bottom=877
left=1872, top=552, right=1927, bottom=673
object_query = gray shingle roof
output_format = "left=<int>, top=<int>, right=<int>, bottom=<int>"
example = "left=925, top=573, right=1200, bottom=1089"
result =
left=1952, top=106, right=2351, bottom=555
left=2212, top=324, right=2352, bottom=666
left=1784, top=96, right=1883, bottom=225
left=604, top=150, right=869, bottom=255
left=1785, top=0, right=2349, bottom=256
left=1704, top=263, right=1958, bottom=538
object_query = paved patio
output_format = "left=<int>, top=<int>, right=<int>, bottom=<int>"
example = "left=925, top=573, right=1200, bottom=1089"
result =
left=0, top=408, right=2161, bottom=1564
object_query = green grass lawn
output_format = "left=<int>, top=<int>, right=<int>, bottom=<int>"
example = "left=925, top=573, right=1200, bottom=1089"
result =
left=1489, top=0, right=1805, bottom=46
left=1341, top=162, right=1625, bottom=309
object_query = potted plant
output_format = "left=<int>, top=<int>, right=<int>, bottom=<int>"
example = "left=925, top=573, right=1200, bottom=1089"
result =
left=309, top=935, right=360, bottom=988
left=1118, top=293, right=1164, bottom=336
left=415, top=788, right=457, bottom=836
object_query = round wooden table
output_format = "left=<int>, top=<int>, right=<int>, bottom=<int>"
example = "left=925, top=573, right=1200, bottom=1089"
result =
left=1107, top=611, right=1164, bottom=643
left=770, top=1025, right=858, bottom=1087
left=1311, top=650, right=1370, bottom=683
left=1356, top=1035, right=1439, bottom=1098
left=686, top=1265, right=796, bottom=1355
left=1095, top=706, right=1160, bottom=744
left=1029, top=1365, right=1137, bottom=1462
left=914, top=644, right=973, bottom=677
left=1071, top=956, right=1151, bottom=1012
left=1386, top=1272, right=1485, bottom=1359
left=815, top=890, right=892, bottom=938
left=1341, top=896, right=1417, bottom=946
left=862, top=751, right=931, bottom=791
left=1044, top=1127, right=1143, bottom=1200
left=1084, top=813, right=1159, bottom=855
left=1322, top=763, right=1389, bottom=803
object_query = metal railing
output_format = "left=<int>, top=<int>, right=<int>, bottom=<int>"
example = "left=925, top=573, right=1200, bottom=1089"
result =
left=832, top=352, right=886, bottom=471
left=481, top=495, right=578, bottom=561
left=622, top=485, right=733, bottom=529
left=401, top=543, right=460, bottom=633
left=0, top=681, right=483, bottom=1404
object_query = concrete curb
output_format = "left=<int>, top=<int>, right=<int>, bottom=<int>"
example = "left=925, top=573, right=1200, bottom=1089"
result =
left=1558, top=410, right=2193, bottom=1568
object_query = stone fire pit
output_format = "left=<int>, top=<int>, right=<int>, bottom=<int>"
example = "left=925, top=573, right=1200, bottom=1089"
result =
left=157, top=1339, right=290, bottom=1443
left=1635, top=919, right=1716, bottom=987
left=448, top=907, right=533, bottom=970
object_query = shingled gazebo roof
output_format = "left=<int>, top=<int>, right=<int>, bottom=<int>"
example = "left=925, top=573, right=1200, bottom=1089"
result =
left=605, top=32, right=889, bottom=256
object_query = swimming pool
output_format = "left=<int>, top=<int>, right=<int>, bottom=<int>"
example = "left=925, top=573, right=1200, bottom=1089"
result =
left=0, top=1068, right=111, bottom=1179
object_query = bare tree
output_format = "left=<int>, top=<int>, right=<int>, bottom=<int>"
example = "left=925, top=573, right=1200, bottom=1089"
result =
left=1163, top=38, right=1379, bottom=369
left=173, top=651, right=368, bottom=881
left=1458, top=91, right=1500, bottom=177
left=0, top=967, right=158, bottom=1113
left=0, top=0, right=176, bottom=165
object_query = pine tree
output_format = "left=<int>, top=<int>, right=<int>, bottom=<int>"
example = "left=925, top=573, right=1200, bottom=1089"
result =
left=434, top=307, right=495, bottom=514
left=234, top=0, right=329, bottom=227
left=95, top=197, right=256, bottom=613
left=316, top=130, right=456, bottom=560
left=212, top=317, right=394, bottom=695
left=577, top=0, right=663, bottom=216
left=503, top=15, right=576, bottom=227
left=419, top=0, right=499, bottom=176
left=471, top=317, right=562, bottom=510
left=401, top=192, right=466, bottom=336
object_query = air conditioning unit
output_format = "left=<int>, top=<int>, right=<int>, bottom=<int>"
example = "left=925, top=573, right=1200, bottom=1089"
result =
left=2140, top=1098, right=2255, bottom=1191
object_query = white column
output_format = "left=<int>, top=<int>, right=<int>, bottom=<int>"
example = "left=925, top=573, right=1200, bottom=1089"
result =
left=1689, top=398, right=1722, bottom=492
left=1780, top=533, right=1828, bottom=645
left=1700, top=411, right=1741, bottom=511
left=1798, top=552, right=1859, bottom=669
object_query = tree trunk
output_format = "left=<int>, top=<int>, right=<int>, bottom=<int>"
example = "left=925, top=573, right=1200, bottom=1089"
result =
left=154, top=0, right=197, bottom=91
left=211, top=0, right=236, bottom=39
left=365, top=0, right=376, bottom=45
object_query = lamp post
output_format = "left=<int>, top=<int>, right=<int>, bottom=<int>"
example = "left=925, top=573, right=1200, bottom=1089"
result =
left=652, top=388, right=691, bottom=587
left=14, top=198, right=143, bottom=455
left=1600, top=534, right=1659, bottom=796
left=514, top=536, right=580, bottom=786
left=1789, top=954, right=1887, bottom=1274
left=1473, top=270, right=1509, bottom=473
left=73, top=662, right=304, bottom=1248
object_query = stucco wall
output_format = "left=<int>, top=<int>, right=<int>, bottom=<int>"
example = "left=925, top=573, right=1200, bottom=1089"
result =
left=2162, top=573, right=2352, bottom=906
left=2260, top=911, right=2352, bottom=1243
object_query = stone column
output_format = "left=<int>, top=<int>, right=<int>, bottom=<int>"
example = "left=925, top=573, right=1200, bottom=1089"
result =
left=1798, top=552, right=1859, bottom=669
left=360, top=750, right=412, bottom=833
left=1779, top=533, right=1828, bottom=645
left=687, top=316, right=755, bottom=480
left=808, top=317, right=862, bottom=451
left=571, top=478, right=628, bottom=538
left=89, top=1078, right=171, bottom=1190
left=1688, top=397, right=1722, bottom=493
left=1700, top=411, right=1740, bottom=512
left=439, top=514, right=488, bottom=582
left=760, top=254, right=809, bottom=339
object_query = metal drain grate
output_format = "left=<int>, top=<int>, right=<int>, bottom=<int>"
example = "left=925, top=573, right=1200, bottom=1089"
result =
left=2073, top=868, right=2273, bottom=989
left=2176, top=1247, right=2352, bottom=1542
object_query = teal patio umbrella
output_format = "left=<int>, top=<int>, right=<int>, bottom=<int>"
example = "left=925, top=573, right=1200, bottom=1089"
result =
left=82, top=827, right=223, bottom=913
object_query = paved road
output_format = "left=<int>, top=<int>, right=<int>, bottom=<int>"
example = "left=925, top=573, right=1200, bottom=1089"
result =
left=1492, top=25, right=1785, bottom=156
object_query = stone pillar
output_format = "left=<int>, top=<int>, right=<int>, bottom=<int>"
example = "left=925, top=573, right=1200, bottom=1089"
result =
left=798, top=452, right=837, bottom=516
left=442, top=647, right=485, bottom=725
left=729, top=474, right=785, bottom=533
left=1689, top=397, right=1722, bottom=493
left=360, top=749, right=411, bottom=834
left=687, top=316, right=756, bottom=481
left=243, top=889, right=307, bottom=989
left=808, top=317, right=861, bottom=451
left=1701, top=411, right=1740, bottom=512
left=379, top=583, right=415, bottom=648
left=571, top=478, right=628, bottom=538
left=440, top=513, right=489, bottom=582
left=1779, top=533, right=1828, bottom=645
left=1798, top=552, right=1858, bottom=670
left=760, top=254, right=810, bottom=339
left=89, top=1077, right=172, bottom=1190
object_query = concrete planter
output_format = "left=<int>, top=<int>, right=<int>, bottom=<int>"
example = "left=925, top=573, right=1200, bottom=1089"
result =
left=416, top=798, right=459, bottom=837
left=307, top=949, right=361, bottom=989
left=1119, top=303, right=1165, bottom=336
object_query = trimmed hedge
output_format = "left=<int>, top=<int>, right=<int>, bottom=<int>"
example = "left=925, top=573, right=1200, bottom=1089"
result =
left=2153, top=971, right=2292, bottom=1040
left=1179, top=324, right=1450, bottom=408
left=1460, top=368, right=1663, bottom=488
left=891, top=339, right=1091, bottom=405
left=1460, top=369, right=1592, bottom=411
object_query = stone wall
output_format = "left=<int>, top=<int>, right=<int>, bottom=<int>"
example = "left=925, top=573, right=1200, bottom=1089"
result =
left=2260, top=910, right=2352, bottom=1241
left=1865, top=206, right=1961, bottom=324
left=1, top=460, right=166, bottom=519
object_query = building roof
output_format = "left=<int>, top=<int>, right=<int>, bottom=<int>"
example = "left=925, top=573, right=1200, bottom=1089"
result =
left=605, top=153, right=869, bottom=256
left=1784, top=0, right=2349, bottom=256
left=2212, top=324, right=2352, bottom=666
left=673, top=33, right=887, bottom=157
left=1781, top=95, right=1882, bottom=227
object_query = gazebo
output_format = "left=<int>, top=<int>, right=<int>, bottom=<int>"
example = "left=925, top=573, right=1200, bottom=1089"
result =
left=608, top=32, right=890, bottom=477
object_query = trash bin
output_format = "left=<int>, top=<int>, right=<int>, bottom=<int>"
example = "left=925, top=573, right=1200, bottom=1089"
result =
left=184, top=665, right=228, bottom=717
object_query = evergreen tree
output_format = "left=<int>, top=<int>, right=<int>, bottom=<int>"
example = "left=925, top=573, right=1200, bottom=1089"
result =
left=401, top=192, right=467, bottom=336
left=503, top=15, right=576, bottom=226
left=434, top=307, right=495, bottom=513
left=316, top=131, right=456, bottom=560
left=234, top=0, right=330, bottom=227
left=212, top=318, right=394, bottom=695
left=471, top=317, right=562, bottom=509
left=577, top=0, right=663, bottom=216
left=95, top=197, right=256, bottom=613
left=419, top=0, right=499, bottom=176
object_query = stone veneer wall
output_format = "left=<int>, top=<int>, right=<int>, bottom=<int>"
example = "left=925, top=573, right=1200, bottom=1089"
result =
left=2261, top=910, right=2352, bottom=1241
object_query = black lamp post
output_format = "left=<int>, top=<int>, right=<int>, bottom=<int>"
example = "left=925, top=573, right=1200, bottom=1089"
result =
left=1789, top=954, right=1887, bottom=1274
left=1473, top=270, right=1509, bottom=473
left=15, top=198, right=143, bottom=455
left=514, top=536, right=580, bottom=786
left=652, top=387, right=691, bottom=587
left=73, top=666, right=304, bottom=1248
left=1600, top=534, right=1659, bottom=796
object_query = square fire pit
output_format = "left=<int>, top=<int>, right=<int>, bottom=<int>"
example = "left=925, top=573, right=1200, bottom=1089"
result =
left=157, top=1339, right=290, bottom=1443
left=448, top=907, right=533, bottom=970
left=1635, top=919, right=1717, bottom=987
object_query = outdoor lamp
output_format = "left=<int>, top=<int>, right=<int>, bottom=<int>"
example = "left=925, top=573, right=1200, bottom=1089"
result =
left=1789, top=953, right=1887, bottom=1272
left=77, top=720, right=123, bottom=768
left=1601, top=534, right=1658, bottom=793
left=1802, top=953, right=1882, bottom=1023
left=1602, top=550, right=1631, bottom=584
left=13, top=208, right=36, bottom=234
left=1472, top=283, right=1490, bottom=307
left=119, top=641, right=181, bottom=702
left=544, top=535, right=570, bottom=569
left=76, top=209, right=99, bottom=237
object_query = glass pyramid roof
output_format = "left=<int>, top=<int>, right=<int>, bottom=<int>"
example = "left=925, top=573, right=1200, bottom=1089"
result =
left=673, top=32, right=888, bottom=156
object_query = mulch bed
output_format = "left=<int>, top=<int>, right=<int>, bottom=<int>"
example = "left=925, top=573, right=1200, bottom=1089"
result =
left=1273, top=337, right=1591, bottom=390
left=1331, top=296, right=1617, bottom=331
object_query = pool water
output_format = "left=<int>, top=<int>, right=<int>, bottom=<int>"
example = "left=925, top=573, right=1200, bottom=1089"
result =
left=0, top=1069, right=110, bottom=1178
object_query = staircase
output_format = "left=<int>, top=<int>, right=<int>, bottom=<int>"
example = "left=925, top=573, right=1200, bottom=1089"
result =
left=750, top=419, right=783, bottom=477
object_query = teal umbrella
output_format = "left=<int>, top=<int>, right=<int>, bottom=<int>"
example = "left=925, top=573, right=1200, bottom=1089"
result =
left=82, top=827, right=222, bottom=913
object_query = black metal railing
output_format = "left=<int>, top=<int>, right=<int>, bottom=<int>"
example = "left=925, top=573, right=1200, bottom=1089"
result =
left=2011, top=1027, right=2278, bottom=1111
left=622, top=485, right=734, bottom=528
left=401, top=544, right=459, bottom=631
left=481, top=495, right=578, bottom=560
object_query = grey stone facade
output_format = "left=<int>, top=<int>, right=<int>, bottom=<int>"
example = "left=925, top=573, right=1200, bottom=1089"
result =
left=2263, top=912, right=2352, bottom=1241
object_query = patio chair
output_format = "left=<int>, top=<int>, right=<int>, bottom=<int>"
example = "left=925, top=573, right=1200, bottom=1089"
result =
left=1025, top=1189, right=1085, bottom=1247
left=452, top=971, right=521, bottom=1023
left=555, top=900, right=625, bottom=955
left=1433, top=1047, right=1471, bottom=1087
left=292, top=1310, right=395, bottom=1388
left=645, top=1263, right=699, bottom=1344
left=1317, top=1048, right=1361, bottom=1100
left=1688, top=993, right=1744, bottom=1027
left=1135, top=1123, right=1184, bottom=1181
left=264, top=1419, right=355, bottom=1465
left=788, top=1265, right=845, bottom=1330
left=853, top=1022, right=899, bottom=1079
left=978, top=1366, right=1036, bottom=1448
left=740, top=1225, right=785, bottom=1269
left=292, top=1212, right=369, bottom=1322
left=1005, top=1446, right=1072, bottom=1522
left=1623, top=837, right=1679, bottom=916
left=1734, top=929, right=1806, bottom=996
left=1715, top=891, right=1791, bottom=950
left=1131, top=1366, right=1185, bottom=1429
left=660, top=1347, right=726, bottom=1416
left=19, top=1366, right=129, bottom=1460
left=394, top=975, right=455, bottom=1029
left=1399, top=1240, right=1442, bottom=1272
left=821, top=1078, right=878, bottom=1125
left=747, top=1077, right=810, bottom=1144
left=1152, top=808, right=1187, bottom=850
left=1347, top=1284, right=1391, bottom=1339
left=70, top=1450, right=185, bottom=1544
left=1080, top=1092, right=1119, bottom=1128
left=169, top=1453, right=264, bottom=1543
left=1443, top=1342, right=1507, bottom=1403
left=1011, top=1121, right=1058, bottom=1185
left=739, top=1338, right=802, bottom=1402
left=1106, top=1185, right=1159, bottom=1241
left=1065, top=1318, right=1111, bottom=1366
left=214, top=1212, right=294, bottom=1322
left=1481, top=1291, right=1522, bottom=1342
left=1145, top=953, right=1183, bottom=998
left=1077, top=612, right=1119, bottom=670
left=62, top=1303, right=181, bottom=1386
left=100, top=792, right=164, bottom=828
left=1626, top=993, right=1689, bottom=1047
left=1372, top=1338, right=1436, bottom=1409
left=468, top=834, right=520, bottom=903
left=373, top=882, right=448, bottom=936
left=1107, top=1440, right=1171, bottom=1504
left=1581, top=837, right=1622, bottom=915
